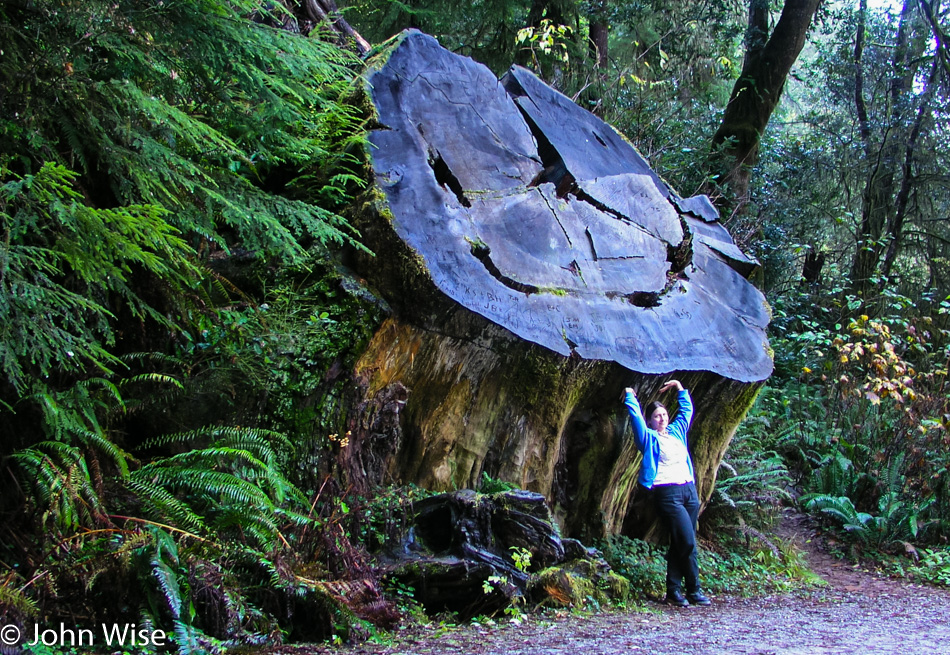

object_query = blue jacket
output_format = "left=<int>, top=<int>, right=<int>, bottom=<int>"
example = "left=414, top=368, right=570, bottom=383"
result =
left=623, top=389, right=694, bottom=489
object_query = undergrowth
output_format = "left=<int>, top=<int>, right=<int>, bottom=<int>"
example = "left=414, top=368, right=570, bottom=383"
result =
left=598, top=534, right=823, bottom=600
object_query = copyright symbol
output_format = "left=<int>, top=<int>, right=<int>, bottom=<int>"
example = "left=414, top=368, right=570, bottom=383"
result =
left=0, top=624, right=21, bottom=646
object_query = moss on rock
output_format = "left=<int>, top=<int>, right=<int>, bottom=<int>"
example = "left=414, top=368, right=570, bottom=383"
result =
left=529, top=558, right=630, bottom=608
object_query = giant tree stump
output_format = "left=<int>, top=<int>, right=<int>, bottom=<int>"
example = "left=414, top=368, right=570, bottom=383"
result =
left=345, top=30, right=772, bottom=541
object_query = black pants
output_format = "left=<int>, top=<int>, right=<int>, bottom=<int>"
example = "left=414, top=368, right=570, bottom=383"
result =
left=653, top=481, right=701, bottom=594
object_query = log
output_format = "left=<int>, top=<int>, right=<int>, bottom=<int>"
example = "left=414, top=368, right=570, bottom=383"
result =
left=378, top=490, right=626, bottom=617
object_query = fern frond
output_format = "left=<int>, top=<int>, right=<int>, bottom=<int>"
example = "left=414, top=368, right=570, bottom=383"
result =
left=147, top=547, right=184, bottom=620
left=127, top=477, right=207, bottom=534
left=150, top=447, right=272, bottom=474
left=120, top=373, right=185, bottom=389
left=119, top=352, right=185, bottom=368
left=74, top=429, right=130, bottom=478
left=141, top=466, right=274, bottom=511
left=0, top=576, right=39, bottom=618
left=229, top=547, right=284, bottom=588
left=214, top=506, right=280, bottom=549
left=10, top=442, right=103, bottom=531
left=139, top=426, right=288, bottom=451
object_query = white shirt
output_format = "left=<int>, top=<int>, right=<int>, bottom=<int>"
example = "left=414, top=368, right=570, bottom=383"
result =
left=652, top=429, right=694, bottom=486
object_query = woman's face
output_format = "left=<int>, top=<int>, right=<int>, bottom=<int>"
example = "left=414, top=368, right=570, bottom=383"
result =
left=648, top=406, right=669, bottom=432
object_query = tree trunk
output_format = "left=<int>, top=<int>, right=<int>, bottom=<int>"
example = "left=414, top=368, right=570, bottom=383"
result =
left=526, top=0, right=571, bottom=28
left=588, top=0, right=609, bottom=69
left=847, top=0, right=930, bottom=300
left=708, top=0, right=822, bottom=216
left=879, top=56, right=941, bottom=283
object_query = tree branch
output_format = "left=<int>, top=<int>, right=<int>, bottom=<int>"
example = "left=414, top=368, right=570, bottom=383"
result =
left=297, top=0, right=371, bottom=54
left=918, top=0, right=950, bottom=78
left=854, top=0, right=872, bottom=154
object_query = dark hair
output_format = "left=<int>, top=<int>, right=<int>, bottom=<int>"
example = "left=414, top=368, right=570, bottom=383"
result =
left=644, top=401, right=666, bottom=417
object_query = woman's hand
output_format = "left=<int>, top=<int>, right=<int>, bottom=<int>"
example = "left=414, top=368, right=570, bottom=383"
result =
left=622, top=387, right=635, bottom=401
left=660, top=380, right=684, bottom=393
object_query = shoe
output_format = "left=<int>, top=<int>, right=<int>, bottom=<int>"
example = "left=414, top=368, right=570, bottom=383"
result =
left=687, top=591, right=711, bottom=606
left=665, top=589, right=689, bottom=607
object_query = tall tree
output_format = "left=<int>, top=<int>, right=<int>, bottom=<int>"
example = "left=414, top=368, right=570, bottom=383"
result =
left=708, top=0, right=823, bottom=216
left=746, top=0, right=950, bottom=307
left=848, top=0, right=941, bottom=299
left=0, top=0, right=365, bottom=400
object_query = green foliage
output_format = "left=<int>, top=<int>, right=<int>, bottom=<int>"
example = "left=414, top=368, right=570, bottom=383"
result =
left=381, top=577, right=426, bottom=620
left=0, top=4, right=379, bottom=643
left=0, top=573, right=39, bottom=619
left=710, top=391, right=794, bottom=529
left=589, top=1, right=744, bottom=186
left=909, top=548, right=950, bottom=587
left=0, top=0, right=372, bottom=437
left=0, top=162, right=199, bottom=394
left=509, top=547, right=532, bottom=573
left=801, top=483, right=936, bottom=549
left=747, top=292, right=950, bottom=573
left=786, top=312, right=949, bottom=542
left=351, top=0, right=547, bottom=73
left=1, top=352, right=381, bottom=648
left=130, top=426, right=308, bottom=550
left=0, top=0, right=366, bottom=264
left=352, top=484, right=433, bottom=552
left=515, top=19, right=572, bottom=70
left=136, top=526, right=205, bottom=654
left=10, top=441, right=104, bottom=533
left=477, top=472, right=521, bottom=494
left=597, top=535, right=666, bottom=599
left=599, top=533, right=819, bottom=600
left=699, top=544, right=823, bottom=595
left=801, top=494, right=882, bottom=541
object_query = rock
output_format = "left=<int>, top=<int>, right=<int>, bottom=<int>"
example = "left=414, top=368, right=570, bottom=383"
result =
left=345, top=30, right=771, bottom=540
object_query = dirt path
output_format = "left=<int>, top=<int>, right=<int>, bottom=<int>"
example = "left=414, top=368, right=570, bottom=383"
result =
left=266, top=511, right=950, bottom=655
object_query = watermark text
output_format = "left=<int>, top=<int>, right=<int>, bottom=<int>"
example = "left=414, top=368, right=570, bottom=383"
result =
left=0, top=622, right=167, bottom=648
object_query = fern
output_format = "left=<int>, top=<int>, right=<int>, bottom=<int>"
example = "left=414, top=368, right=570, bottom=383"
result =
left=126, top=477, right=208, bottom=534
left=128, top=425, right=313, bottom=550
left=0, top=574, right=39, bottom=618
left=136, top=526, right=207, bottom=655
left=10, top=442, right=102, bottom=531
left=18, top=376, right=132, bottom=476
left=140, top=426, right=290, bottom=454
left=801, top=494, right=881, bottom=541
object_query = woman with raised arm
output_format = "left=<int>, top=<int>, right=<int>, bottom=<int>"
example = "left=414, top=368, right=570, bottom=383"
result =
left=622, top=380, right=710, bottom=608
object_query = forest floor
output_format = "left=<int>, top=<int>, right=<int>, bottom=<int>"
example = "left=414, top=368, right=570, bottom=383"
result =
left=262, top=510, right=950, bottom=655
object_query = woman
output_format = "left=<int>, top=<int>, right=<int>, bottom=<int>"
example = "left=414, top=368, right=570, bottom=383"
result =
left=622, top=380, right=710, bottom=607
